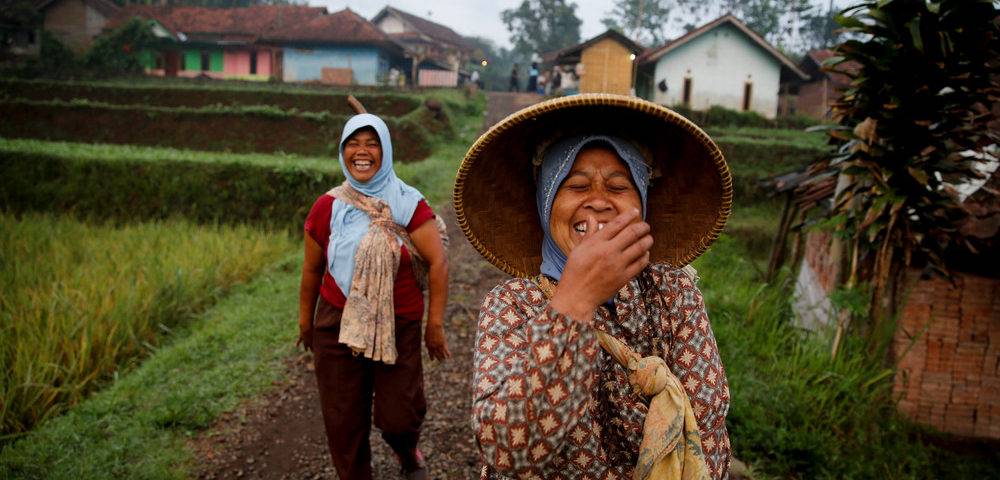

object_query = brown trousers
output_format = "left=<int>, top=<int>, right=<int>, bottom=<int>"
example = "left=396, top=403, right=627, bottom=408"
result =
left=312, top=300, right=427, bottom=480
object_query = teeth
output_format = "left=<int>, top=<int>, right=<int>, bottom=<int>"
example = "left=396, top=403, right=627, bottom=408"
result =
left=572, top=222, right=607, bottom=235
left=353, top=160, right=372, bottom=172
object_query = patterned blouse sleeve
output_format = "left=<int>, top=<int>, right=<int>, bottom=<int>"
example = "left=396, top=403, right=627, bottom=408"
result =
left=661, top=268, right=732, bottom=479
left=471, top=279, right=601, bottom=476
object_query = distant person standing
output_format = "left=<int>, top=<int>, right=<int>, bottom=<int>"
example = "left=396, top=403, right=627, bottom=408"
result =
left=526, top=62, right=539, bottom=93
left=470, top=69, right=481, bottom=88
left=550, top=66, right=562, bottom=94
left=388, top=67, right=400, bottom=88
left=537, top=71, right=547, bottom=95
left=509, top=63, right=520, bottom=92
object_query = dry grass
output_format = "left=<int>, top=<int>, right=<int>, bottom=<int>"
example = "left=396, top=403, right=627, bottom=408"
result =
left=0, top=212, right=294, bottom=438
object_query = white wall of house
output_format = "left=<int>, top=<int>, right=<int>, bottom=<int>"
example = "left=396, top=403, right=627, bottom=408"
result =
left=650, top=23, right=782, bottom=118
left=375, top=16, right=405, bottom=34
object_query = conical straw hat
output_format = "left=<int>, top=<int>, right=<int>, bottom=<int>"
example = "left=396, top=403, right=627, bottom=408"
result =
left=454, top=93, right=732, bottom=278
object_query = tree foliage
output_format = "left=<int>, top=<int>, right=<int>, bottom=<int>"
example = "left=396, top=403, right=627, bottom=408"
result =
left=501, top=0, right=582, bottom=56
left=601, top=0, right=673, bottom=47
left=674, top=0, right=840, bottom=54
left=83, top=18, right=159, bottom=77
left=824, top=0, right=999, bottom=337
left=463, top=36, right=525, bottom=91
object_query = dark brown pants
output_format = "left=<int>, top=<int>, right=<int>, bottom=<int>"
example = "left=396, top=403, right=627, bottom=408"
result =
left=313, top=300, right=426, bottom=480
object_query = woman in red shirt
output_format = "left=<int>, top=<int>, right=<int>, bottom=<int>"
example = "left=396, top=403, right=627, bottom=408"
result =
left=298, top=113, right=448, bottom=480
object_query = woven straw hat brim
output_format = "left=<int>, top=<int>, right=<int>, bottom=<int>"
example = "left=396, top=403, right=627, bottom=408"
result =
left=454, top=93, right=733, bottom=278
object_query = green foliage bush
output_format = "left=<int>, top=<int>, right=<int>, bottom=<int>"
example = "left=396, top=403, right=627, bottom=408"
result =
left=4, top=32, right=81, bottom=79
left=671, top=104, right=821, bottom=129
left=0, top=147, right=342, bottom=230
left=82, top=19, right=159, bottom=78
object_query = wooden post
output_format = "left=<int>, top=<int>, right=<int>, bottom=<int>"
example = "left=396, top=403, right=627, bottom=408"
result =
left=766, top=192, right=796, bottom=281
left=347, top=95, right=366, bottom=115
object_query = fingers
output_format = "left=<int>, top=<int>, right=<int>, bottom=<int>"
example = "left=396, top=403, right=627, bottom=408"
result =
left=608, top=221, right=651, bottom=253
left=583, top=214, right=597, bottom=242
left=427, top=343, right=450, bottom=361
left=623, top=250, right=651, bottom=280
left=619, top=231, right=653, bottom=261
left=594, top=208, right=640, bottom=240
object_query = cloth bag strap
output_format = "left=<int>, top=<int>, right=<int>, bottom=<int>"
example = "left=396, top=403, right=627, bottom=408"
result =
left=328, top=183, right=432, bottom=291
left=535, top=275, right=710, bottom=480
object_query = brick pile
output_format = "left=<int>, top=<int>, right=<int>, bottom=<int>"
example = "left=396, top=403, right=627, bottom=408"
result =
left=803, top=231, right=840, bottom=292
left=893, top=271, right=1000, bottom=439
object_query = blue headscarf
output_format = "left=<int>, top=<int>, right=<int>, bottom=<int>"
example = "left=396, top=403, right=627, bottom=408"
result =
left=328, top=113, right=423, bottom=294
left=536, top=135, right=651, bottom=282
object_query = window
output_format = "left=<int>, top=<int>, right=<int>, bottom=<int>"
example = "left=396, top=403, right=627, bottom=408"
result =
left=682, top=77, right=692, bottom=106
left=249, top=50, right=257, bottom=75
left=201, top=51, right=210, bottom=71
left=742, top=81, right=753, bottom=111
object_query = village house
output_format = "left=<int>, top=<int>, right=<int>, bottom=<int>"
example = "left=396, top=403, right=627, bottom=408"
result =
left=265, top=8, right=405, bottom=85
left=103, top=6, right=404, bottom=86
left=637, top=14, right=808, bottom=118
left=371, top=6, right=475, bottom=87
left=36, top=0, right=120, bottom=53
left=782, top=49, right=861, bottom=119
left=544, top=29, right=644, bottom=96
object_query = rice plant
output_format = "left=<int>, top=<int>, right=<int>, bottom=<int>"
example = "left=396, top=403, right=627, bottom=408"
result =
left=0, top=212, right=294, bottom=439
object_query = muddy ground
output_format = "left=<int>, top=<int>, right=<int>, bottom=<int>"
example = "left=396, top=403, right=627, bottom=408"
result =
left=190, top=206, right=506, bottom=480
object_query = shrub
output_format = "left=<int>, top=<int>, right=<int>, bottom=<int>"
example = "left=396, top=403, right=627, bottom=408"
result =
left=671, top=104, right=822, bottom=129
left=82, top=18, right=158, bottom=78
left=0, top=145, right=342, bottom=230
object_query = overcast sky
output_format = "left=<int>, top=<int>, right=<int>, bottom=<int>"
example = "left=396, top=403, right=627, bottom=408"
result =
left=310, top=0, right=850, bottom=51
left=310, top=0, right=634, bottom=49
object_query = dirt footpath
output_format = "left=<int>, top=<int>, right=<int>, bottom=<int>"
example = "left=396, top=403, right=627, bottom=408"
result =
left=191, top=206, right=506, bottom=480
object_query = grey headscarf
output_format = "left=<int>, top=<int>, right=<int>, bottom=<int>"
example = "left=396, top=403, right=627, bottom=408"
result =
left=535, top=134, right=652, bottom=281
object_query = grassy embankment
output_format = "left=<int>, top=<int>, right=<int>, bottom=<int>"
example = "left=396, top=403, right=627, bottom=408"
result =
left=0, top=88, right=484, bottom=478
left=696, top=189, right=999, bottom=476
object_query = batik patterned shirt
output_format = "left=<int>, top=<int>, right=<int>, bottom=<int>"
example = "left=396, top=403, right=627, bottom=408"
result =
left=471, top=264, right=731, bottom=480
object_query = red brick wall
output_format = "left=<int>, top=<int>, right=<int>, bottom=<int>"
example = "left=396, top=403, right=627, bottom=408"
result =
left=894, top=271, right=1000, bottom=438
left=804, top=231, right=840, bottom=293
left=796, top=79, right=834, bottom=120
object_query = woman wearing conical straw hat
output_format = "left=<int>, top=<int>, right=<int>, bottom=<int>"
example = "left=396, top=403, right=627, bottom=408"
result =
left=455, top=94, right=733, bottom=479
left=299, top=106, right=449, bottom=480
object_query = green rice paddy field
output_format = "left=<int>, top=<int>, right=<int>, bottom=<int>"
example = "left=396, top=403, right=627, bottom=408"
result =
left=0, top=213, right=295, bottom=438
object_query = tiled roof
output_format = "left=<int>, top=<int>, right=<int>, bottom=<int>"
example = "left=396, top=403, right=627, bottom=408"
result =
left=372, top=6, right=473, bottom=51
left=265, top=8, right=396, bottom=46
left=108, top=5, right=326, bottom=41
left=805, top=49, right=862, bottom=81
left=639, top=14, right=808, bottom=80
left=543, top=29, right=644, bottom=65
left=37, top=0, right=121, bottom=19
left=107, top=5, right=399, bottom=49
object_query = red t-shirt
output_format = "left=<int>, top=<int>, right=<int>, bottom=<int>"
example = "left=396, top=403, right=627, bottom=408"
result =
left=304, top=194, right=435, bottom=321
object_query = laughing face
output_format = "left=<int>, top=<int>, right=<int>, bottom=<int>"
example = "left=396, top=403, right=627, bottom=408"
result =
left=342, top=127, right=382, bottom=183
left=549, top=145, right=642, bottom=255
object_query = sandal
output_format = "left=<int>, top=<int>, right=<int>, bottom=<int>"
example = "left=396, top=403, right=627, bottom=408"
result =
left=395, top=447, right=426, bottom=480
